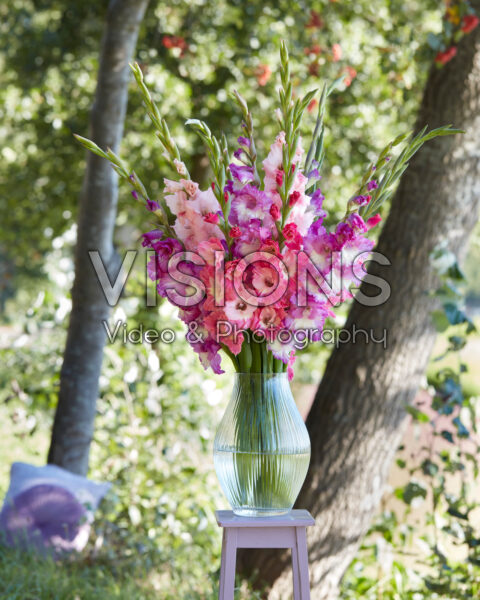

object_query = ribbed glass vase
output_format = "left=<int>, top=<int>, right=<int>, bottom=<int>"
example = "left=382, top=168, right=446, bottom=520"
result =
left=213, top=373, right=310, bottom=517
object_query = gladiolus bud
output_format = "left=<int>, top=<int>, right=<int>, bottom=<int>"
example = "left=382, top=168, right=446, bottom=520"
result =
left=229, top=226, right=241, bottom=238
left=289, top=191, right=301, bottom=207
left=203, top=212, right=219, bottom=225
left=269, top=204, right=281, bottom=221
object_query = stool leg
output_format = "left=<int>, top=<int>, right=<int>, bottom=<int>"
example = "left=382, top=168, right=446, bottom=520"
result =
left=291, top=536, right=301, bottom=600
left=295, top=527, right=311, bottom=600
left=218, top=528, right=237, bottom=600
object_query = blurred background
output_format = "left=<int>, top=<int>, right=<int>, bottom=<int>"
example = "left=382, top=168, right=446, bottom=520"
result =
left=1, top=0, right=480, bottom=598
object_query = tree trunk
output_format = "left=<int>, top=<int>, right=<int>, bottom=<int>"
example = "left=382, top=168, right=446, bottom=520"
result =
left=48, top=0, right=149, bottom=475
left=240, top=20, right=480, bottom=600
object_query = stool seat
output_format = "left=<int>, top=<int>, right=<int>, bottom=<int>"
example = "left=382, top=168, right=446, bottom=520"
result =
left=216, top=509, right=314, bottom=599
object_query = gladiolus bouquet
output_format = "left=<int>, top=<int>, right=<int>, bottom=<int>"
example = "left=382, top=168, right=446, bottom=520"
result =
left=76, top=43, right=460, bottom=379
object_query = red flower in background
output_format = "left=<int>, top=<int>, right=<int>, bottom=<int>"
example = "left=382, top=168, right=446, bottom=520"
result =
left=308, top=62, right=319, bottom=77
left=162, top=35, right=188, bottom=57
left=307, top=99, right=318, bottom=113
left=344, top=65, right=357, bottom=87
left=435, top=46, right=457, bottom=65
left=306, top=10, right=323, bottom=29
left=461, top=14, right=480, bottom=33
left=332, top=43, right=342, bottom=62
left=255, top=64, right=272, bottom=86
left=304, top=44, right=322, bottom=55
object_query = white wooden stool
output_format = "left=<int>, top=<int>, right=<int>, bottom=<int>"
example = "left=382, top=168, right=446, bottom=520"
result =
left=216, top=509, right=315, bottom=599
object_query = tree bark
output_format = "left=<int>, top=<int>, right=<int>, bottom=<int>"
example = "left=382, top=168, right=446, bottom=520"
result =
left=48, top=0, right=149, bottom=475
left=240, top=19, right=480, bottom=600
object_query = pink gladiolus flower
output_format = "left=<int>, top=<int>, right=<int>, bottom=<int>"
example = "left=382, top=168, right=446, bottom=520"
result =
left=181, top=179, right=199, bottom=197
left=203, top=212, right=219, bottom=224
left=251, top=263, right=279, bottom=297
left=173, top=159, right=188, bottom=175
left=282, top=223, right=303, bottom=250
left=197, top=237, right=224, bottom=266
left=224, top=298, right=256, bottom=327
left=132, top=80, right=386, bottom=378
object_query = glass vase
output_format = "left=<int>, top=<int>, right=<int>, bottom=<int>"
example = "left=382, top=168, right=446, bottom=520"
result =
left=213, top=373, right=310, bottom=517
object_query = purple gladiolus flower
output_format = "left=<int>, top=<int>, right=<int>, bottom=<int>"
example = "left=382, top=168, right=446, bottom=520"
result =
left=142, top=229, right=163, bottom=247
left=311, top=188, right=325, bottom=214
left=146, top=199, right=160, bottom=212
left=347, top=212, right=367, bottom=233
left=131, top=190, right=139, bottom=200
left=336, top=222, right=355, bottom=245
left=237, top=136, right=251, bottom=148
left=229, top=163, right=254, bottom=184
left=307, top=168, right=321, bottom=180
left=353, top=195, right=370, bottom=207
left=367, top=180, right=378, bottom=191
left=224, top=180, right=235, bottom=194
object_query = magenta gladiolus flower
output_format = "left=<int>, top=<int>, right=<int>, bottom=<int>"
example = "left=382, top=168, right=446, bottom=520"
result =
left=203, top=212, right=220, bottom=225
left=269, top=204, right=281, bottom=221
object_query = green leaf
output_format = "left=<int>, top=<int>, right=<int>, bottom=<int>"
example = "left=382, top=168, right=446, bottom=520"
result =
left=431, top=309, right=450, bottom=332
left=441, top=430, right=454, bottom=444
left=427, top=32, right=442, bottom=51
left=444, top=303, right=469, bottom=326
left=406, top=405, right=430, bottom=423
left=401, top=481, right=427, bottom=505
left=421, top=459, right=439, bottom=477
left=453, top=417, right=469, bottom=438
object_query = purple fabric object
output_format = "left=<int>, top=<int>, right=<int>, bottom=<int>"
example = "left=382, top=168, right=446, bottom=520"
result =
left=0, top=462, right=111, bottom=556
left=4, top=463, right=111, bottom=512
left=0, top=484, right=89, bottom=555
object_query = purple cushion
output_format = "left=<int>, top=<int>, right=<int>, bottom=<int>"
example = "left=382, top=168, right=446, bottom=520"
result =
left=0, top=484, right=88, bottom=555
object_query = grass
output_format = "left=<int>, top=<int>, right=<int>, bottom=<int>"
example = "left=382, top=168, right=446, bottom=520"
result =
left=0, top=544, right=159, bottom=600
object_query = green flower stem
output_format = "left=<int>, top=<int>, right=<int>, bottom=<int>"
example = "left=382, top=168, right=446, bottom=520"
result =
left=278, top=41, right=317, bottom=229
left=352, top=125, right=463, bottom=221
left=130, top=63, right=189, bottom=177
left=232, top=90, right=261, bottom=186
left=229, top=373, right=297, bottom=512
